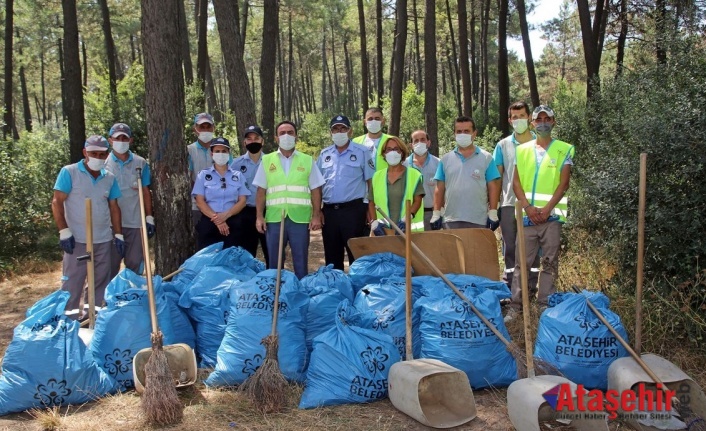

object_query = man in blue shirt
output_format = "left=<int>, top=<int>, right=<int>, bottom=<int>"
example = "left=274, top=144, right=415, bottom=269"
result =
left=317, top=115, right=375, bottom=269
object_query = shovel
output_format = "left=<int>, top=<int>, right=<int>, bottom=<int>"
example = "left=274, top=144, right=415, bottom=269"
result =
left=77, top=198, right=96, bottom=346
left=507, top=202, right=608, bottom=431
left=388, top=201, right=476, bottom=428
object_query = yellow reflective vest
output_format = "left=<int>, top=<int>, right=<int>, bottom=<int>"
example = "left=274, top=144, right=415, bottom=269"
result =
left=263, top=152, right=313, bottom=223
left=353, top=133, right=391, bottom=171
left=372, top=167, right=425, bottom=232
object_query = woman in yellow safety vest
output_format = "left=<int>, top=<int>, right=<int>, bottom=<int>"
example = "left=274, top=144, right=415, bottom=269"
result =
left=368, top=136, right=425, bottom=235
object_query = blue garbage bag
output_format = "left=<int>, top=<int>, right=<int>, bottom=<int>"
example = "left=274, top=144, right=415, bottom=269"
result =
left=446, top=274, right=511, bottom=300
left=90, top=269, right=176, bottom=391
left=348, top=252, right=407, bottom=294
left=210, top=246, right=266, bottom=274
left=0, top=291, right=118, bottom=415
left=164, top=288, right=196, bottom=349
left=299, top=300, right=401, bottom=409
left=535, top=290, right=629, bottom=390
left=163, top=242, right=224, bottom=295
left=416, top=286, right=517, bottom=389
left=205, top=269, right=309, bottom=386
left=300, top=264, right=354, bottom=301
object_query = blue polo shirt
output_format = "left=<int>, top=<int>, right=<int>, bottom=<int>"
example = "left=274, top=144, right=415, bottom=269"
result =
left=434, top=146, right=501, bottom=182
left=317, top=142, right=374, bottom=204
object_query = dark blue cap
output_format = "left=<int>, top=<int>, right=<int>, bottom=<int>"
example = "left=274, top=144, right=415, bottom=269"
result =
left=329, top=115, right=351, bottom=129
left=211, top=137, right=230, bottom=149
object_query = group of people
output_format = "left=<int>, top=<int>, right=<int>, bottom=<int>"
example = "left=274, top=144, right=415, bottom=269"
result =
left=52, top=103, right=573, bottom=322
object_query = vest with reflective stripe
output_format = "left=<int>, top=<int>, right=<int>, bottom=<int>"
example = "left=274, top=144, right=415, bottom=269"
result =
left=353, top=133, right=391, bottom=171
left=372, top=167, right=425, bottom=232
left=263, top=152, right=313, bottom=223
left=516, top=139, right=575, bottom=223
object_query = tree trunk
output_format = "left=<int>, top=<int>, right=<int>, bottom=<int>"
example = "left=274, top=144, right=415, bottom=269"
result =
left=196, top=0, right=208, bottom=88
left=3, top=0, right=14, bottom=140
left=424, top=0, right=438, bottom=156
left=177, top=0, right=194, bottom=85
left=615, top=0, right=628, bottom=77
left=40, top=46, right=47, bottom=124
left=375, top=0, right=384, bottom=106
left=497, top=0, right=509, bottom=136
left=286, top=11, right=294, bottom=118
left=517, top=0, right=539, bottom=107
left=129, top=34, right=137, bottom=64
left=16, top=30, right=32, bottom=133
left=141, top=0, right=192, bottom=272
left=388, top=0, right=407, bottom=136
left=240, top=0, right=249, bottom=51
left=357, top=0, right=370, bottom=115
left=576, top=0, right=601, bottom=100
left=482, top=0, right=490, bottom=123
left=62, top=0, right=86, bottom=163
left=97, top=0, right=119, bottom=114
left=58, top=38, right=66, bottom=122
left=445, top=0, right=462, bottom=116
left=330, top=25, right=341, bottom=109
left=321, top=31, right=328, bottom=111
left=457, top=0, right=472, bottom=116
left=260, top=0, right=278, bottom=145
left=81, top=38, right=87, bottom=88
left=470, top=0, right=479, bottom=102
left=205, top=60, right=220, bottom=121
left=412, top=0, right=423, bottom=91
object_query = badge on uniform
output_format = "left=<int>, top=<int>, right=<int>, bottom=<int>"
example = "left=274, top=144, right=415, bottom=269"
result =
left=205, top=174, right=213, bottom=181
left=325, top=155, right=331, bottom=163
left=368, top=159, right=375, bottom=169
left=240, top=165, right=247, bottom=173
left=297, top=166, right=305, bottom=172
left=549, top=158, right=557, bottom=166
left=232, top=175, right=238, bottom=181
left=350, top=154, right=357, bottom=162
left=269, top=163, right=276, bottom=172
left=471, top=169, right=481, bottom=180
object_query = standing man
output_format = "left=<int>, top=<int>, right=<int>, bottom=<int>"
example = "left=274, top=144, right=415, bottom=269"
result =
left=52, top=135, right=123, bottom=317
left=432, top=116, right=501, bottom=230
left=254, top=121, right=324, bottom=279
left=187, top=112, right=216, bottom=227
left=317, top=115, right=374, bottom=270
left=230, top=125, right=269, bottom=265
left=506, top=105, right=575, bottom=321
left=407, top=130, right=440, bottom=231
left=352, top=107, right=392, bottom=171
left=104, top=123, right=154, bottom=277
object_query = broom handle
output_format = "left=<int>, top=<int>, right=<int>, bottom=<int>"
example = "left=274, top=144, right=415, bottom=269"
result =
left=516, top=202, right=535, bottom=378
left=136, top=167, right=158, bottom=335
left=404, top=201, right=413, bottom=360
left=163, top=267, right=184, bottom=282
left=85, top=198, right=95, bottom=330
left=270, top=209, right=286, bottom=336
left=375, top=205, right=514, bottom=349
left=635, top=153, right=647, bottom=354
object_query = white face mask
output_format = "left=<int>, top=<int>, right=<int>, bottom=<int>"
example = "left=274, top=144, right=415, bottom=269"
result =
left=198, top=131, right=214, bottom=143
left=413, top=142, right=428, bottom=156
left=455, top=134, right=473, bottom=148
left=332, top=133, right=349, bottom=147
left=278, top=134, right=296, bottom=151
left=112, top=141, right=130, bottom=154
left=385, top=151, right=402, bottom=166
left=512, top=119, right=529, bottom=134
left=366, top=120, right=382, bottom=134
left=212, top=153, right=230, bottom=166
left=86, top=157, right=104, bottom=171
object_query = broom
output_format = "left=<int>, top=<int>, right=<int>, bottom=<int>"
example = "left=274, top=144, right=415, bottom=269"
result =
left=241, top=209, right=288, bottom=413
left=136, top=167, right=183, bottom=425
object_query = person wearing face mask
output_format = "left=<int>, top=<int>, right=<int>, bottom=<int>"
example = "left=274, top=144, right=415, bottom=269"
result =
left=407, top=130, right=440, bottom=231
left=316, top=115, right=375, bottom=270
left=352, top=107, right=392, bottom=171
left=51, top=135, right=123, bottom=318
left=230, top=125, right=270, bottom=266
left=432, top=116, right=501, bottom=230
left=192, top=137, right=250, bottom=250
left=368, top=136, right=425, bottom=235
left=253, top=121, right=325, bottom=279
left=505, top=105, right=575, bottom=322
left=104, top=123, right=154, bottom=278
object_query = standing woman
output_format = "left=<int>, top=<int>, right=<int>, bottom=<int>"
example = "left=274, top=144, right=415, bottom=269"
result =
left=192, top=137, right=251, bottom=250
left=368, top=136, right=425, bottom=235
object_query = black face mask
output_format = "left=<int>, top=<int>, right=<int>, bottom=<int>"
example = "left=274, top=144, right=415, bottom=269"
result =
left=245, top=142, right=263, bottom=154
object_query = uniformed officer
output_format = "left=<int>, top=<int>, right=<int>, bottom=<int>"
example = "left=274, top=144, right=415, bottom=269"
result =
left=104, top=123, right=154, bottom=277
left=188, top=112, right=223, bottom=227
left=352, top=107, right=392, bottom=171
left=51, top=135, right=123, bottom=318
left=192, top=137, right=251, bottom=250
left=317, top=115, right=375, bottom=270
left=230, top=125, right=269, bottom=265
left=407, top=130, right=440, bottom=231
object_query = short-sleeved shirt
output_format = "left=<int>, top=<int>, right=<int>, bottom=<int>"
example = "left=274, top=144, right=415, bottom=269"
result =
left=230, top=152, right=263, bottom=207
left=252, top=149, right=325, bottom=190
left=407, top=153, right=440, bottom=209
left=191, top=165, right=251, bottom=213
left=104, top=151, right=151, bottom=228
left=54, top=160, right=121, bottom=244
left=187, top=141, right=234, bottom=210
left=493, top=132, right=535, bottom=208
left=317, top=142, right=374, bottom=203
left=434, top=146, right=500, bottom=225
left=371, top=168, right=425, bottom=223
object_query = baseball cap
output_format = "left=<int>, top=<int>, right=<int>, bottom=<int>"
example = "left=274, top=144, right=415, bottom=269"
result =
left=194, top=112, right=214, bottom=125
left=532, top=105, right=555, bottom=120
left=211, top=137, right=230, bottom=149
left=329, top=115, right=351, bottom=129
left=243, top=125, right=264, bottom=139
left=84, top=135, right=110, bottom=151
left=109, top=123, right=132, bottom=138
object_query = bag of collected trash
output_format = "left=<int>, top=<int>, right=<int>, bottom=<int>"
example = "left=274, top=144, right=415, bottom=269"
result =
left=535, top=290, right=629, bottom=390
left=0, top=291, right=118, bottom=415
left=90, top=269, right=176, bottom=390
left=299, top=300, right=401, bottom=409
left=348, top=252, right=407, bottom=294
left=163, top=242, right=224, bottom=295
left=416, top=285, right=517, bottom=389
left=209, top=246, right=266, bottom=274
left=300, top=264, right=354, bottom=301
left=205, top=269, right=309, bottom=386
left=164, top=288, right=196, bottom=349
left=446, top=274, right=511, bottom=301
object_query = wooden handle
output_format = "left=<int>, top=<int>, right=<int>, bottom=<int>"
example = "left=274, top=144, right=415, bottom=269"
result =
left=136, top=167, right=158, bottom=335
left=270, top=209, right=286, bottom=336
left=635, top=153, right=647, bottom=354
left=162, top=267, right=184, bottom=282
left=404, top=201, right=413, bottom=360
left=516, top=202, right=535, bottom=377
left=85, top=198, right=95, bottom=330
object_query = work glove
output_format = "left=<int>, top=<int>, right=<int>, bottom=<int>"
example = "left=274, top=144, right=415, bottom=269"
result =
left=59, top=228, right=75, bottom=254
left=486, top=209, right=500, bottom=231
left=145, top=215, right=156, bottom=239
left=430, top=210, right=443, bottom=230
left=371, top=219, right=388, bottom=237
left=114, top=233, right=126, bottom=258
left=396, top=220, right=406, bottom=235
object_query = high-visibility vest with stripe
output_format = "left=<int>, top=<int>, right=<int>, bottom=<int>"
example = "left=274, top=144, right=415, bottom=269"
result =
left=263, top=152, right=313, bottom=223
left=516, top=139, right=575, bottom=223
left=353, top=133, right=391, bottom=171
left=372, top=167, right=425, bottom=232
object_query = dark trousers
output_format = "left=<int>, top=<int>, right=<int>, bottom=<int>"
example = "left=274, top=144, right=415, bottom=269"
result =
left=196, top=212, right=247, bottom=251
left=238, top=206, right=270, bottom=267
left=322, top=199, right=367, bottom=270
left=266, top=217, right=310, bottom=279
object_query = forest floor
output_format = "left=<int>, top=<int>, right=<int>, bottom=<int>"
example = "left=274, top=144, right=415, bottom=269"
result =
left=0, top=230, right=701, bottom=430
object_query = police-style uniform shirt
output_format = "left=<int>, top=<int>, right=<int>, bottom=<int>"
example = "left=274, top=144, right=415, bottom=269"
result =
left=104, top=151, right=151, bottom=229
left=230, top=152, right=263, bottom=207
left=54, top=160, right=122, bottom=244
left=407, top=153, right=440, bottom=209
left=252, top=149, right=326, bottom=191
left=492, top=132, right=535, bottom=209
left=191, top=165, right=251, bottom=213
left=317, top=142, right=374, bottom=204
left=187, top=141, right=233, bottom=210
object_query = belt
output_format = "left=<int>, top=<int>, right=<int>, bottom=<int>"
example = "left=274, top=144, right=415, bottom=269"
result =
left=323, top=198, right=364, bottom=210
left=424, top=207, right=434, bottom=212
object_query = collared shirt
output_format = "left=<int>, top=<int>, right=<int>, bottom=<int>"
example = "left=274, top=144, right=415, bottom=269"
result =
left=230, top=152, right=263, bottom=207
left=317, top=142, right=374, bottom=203
left=104, top=151, right=151, bottom=228
left=252, top=149, right=325, bottom=190
left=187, top=141, right=233, bottom=210
left=407, top=153, right=440, bottom=209
left=493, top=132, right=536, bottom=208
left=191, top=165, right=251, bottom=213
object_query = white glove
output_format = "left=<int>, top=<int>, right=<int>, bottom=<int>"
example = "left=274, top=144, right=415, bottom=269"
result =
left=59, top=228, right=73, bottom=240
left=488, top=209, right=498, bottom=222
left=370, top=220, right=380, bottom=231
left=145, top=215, right=155, bottom=225
left=114, top=233, right=124, bottom=241
left=430, top=210, right=442, bottom=224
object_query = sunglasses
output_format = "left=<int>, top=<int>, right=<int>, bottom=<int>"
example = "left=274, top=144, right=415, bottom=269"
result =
left=220, top=177, right=226, bottom=189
